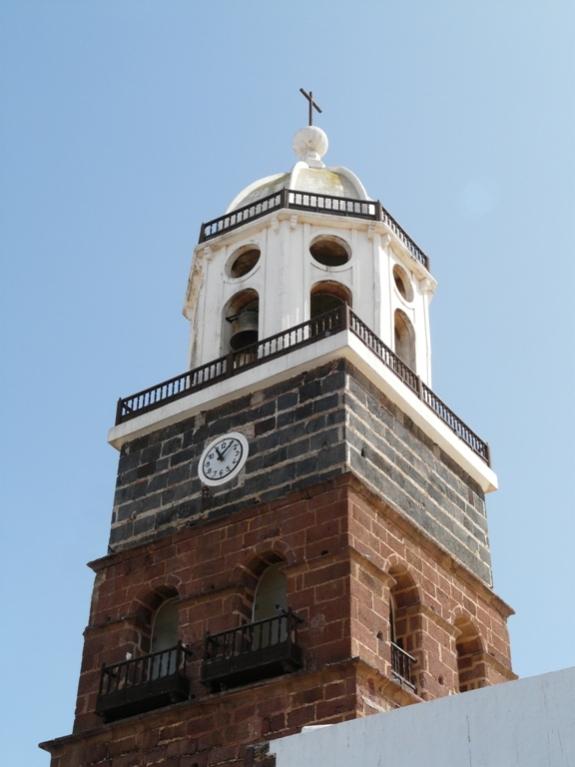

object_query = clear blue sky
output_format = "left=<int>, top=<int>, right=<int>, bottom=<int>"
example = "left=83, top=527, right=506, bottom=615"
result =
left=1, top=1, right=573, bottom=763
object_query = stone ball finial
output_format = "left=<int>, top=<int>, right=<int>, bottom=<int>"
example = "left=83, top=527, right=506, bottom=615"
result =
left=292, top=126, right=329, bottom=168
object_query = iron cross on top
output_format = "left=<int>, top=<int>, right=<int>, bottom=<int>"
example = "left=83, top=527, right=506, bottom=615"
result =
left=299, top=88, right=322, bottom=126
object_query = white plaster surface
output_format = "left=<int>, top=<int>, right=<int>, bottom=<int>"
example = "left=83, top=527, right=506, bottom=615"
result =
left=271, top=668, right=575, bottom=767
left=183, top=210, right=436, bottom=383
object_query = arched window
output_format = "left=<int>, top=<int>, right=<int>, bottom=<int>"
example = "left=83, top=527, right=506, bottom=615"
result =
left=149, top=598, right=179, bottom=678
left=310, top=281, right=351, bottom=320
left=252, top=564, right=288, bottom=649
left=252, top=564, right=288, bottom=622
left=388, top=567, right=420, bottom=692
left=394, top=309, right=416, bottom=371
left=151, top=598, right=179, bottom=653
left=454, top=617, right=486, bottom=692
left=223, top=289, right=259, bottom=353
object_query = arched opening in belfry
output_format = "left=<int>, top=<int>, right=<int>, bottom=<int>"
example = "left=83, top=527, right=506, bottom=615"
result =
left=388, top=566, right=420, bottom=692
left=310, top=281, right=351, bottom=320
left=454, top=617, right=486, bottom=692
left=223, top=289, right=259, bottom=353
left=394, top=309, right=416, bottom=371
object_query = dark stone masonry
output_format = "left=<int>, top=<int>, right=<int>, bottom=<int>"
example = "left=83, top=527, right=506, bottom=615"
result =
left=110, top=358, right=492, bottom=584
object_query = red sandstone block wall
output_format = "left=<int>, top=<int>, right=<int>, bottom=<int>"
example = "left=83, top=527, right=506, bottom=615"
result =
left=347, top=485, right=514, bottom=702
left=75, top=483, right=352, bottom=731
left=48, top=476, right=515, bottom=767
left=48, top=664, right=360, bottom=767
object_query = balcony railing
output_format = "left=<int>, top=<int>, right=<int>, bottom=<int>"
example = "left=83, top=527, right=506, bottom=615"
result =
left=198, top=188, right=429, bottom=270
left=114, top=306, right=490, bottom=465
left=115, top=305, right=346, bottom=424
left=201, top=610, right=303, bottom=692
left=96, top=642, right=192, bottom=722
left=391, top=641, right=416, bottom=692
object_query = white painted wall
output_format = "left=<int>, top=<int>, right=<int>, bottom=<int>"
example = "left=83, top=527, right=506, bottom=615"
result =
left=271, top=668, right=575, bottom=767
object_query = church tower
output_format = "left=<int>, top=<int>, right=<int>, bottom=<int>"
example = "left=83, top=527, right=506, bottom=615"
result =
left=41, top=99, right=515, bottom=766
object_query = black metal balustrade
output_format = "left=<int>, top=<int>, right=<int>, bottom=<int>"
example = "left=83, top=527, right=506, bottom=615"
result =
left=201, top=610, right=303, bottom=692
left=199, top=188, right=429, bottom=270
left=96, top=642, right=192, bottom=722
left=115, top=305, right=346, bottom=424
left=391, top=641, right=417, bottom=692
left=114, top=306, right=490, bottom=465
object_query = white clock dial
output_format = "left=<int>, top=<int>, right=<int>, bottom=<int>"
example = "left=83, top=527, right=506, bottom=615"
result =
left=198, top=432, right=249, bottom=486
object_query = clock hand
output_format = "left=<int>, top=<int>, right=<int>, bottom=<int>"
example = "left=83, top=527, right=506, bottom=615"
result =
left=219, top=439, right=235, bottom=458
left=215, top=445, right=225, bottom=461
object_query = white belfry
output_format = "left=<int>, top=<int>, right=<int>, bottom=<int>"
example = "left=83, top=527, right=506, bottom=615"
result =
left=183, top=126, right=436, bottom=386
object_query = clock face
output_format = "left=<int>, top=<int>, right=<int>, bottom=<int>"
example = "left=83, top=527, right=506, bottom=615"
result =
left=198, top=432, right=249, bottom=486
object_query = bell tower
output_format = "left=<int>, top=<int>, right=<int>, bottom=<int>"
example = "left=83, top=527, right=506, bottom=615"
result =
left=41, top=105, right=515, bottom=766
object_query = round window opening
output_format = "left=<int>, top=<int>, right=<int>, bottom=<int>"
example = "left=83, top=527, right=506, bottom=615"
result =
left=393, top=265, right=414, bottom=302
left=229, top=247, right=261, bottom=278
left=310, top=236, right=351, bottom=267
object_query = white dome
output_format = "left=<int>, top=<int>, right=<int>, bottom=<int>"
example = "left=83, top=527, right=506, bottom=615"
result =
left=226, top=127, right=371, bottom=213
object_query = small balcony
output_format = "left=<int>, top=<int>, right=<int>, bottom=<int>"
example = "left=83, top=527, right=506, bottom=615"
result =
left=96, top=642, right=192, bottom=722
left=201, top=610, right=303, bottom=692
left=391, top=641, right=417, bottom=693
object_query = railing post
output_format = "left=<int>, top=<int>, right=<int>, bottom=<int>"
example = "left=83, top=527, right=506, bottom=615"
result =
left=376, top=200, right=383, bottom=222
left=416, top=375, right=423, bottom=400
left=99, top=662, right=106, bottom=695
left=225, top=351, right=235, bottom=377
left=342, top=304, right=351, bottom=331
left=115, top=398, right=124, bottom=425
left=281, top=187, right=289, bottom=210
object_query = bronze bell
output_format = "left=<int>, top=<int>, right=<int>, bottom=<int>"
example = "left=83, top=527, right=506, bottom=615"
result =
left=228, top=308, right=258, bottom=351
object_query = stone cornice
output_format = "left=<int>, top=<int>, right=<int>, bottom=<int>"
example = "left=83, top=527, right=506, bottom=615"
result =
left=39, top=655, right=361, bottom=754
left=88, top=472, right=513, bottom=624
left=482, top=652, right=519, bottom=681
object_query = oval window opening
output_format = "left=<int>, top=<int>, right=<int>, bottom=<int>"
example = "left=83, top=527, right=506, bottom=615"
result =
left=229, top=247, right=261, bottom=278
left=310, top=236, right=350, bottom=267
left=393, top=265, right=414, bottom=302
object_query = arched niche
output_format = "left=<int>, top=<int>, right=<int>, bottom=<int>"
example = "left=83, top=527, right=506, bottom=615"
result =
left=454, top=616, right=486, bottom=692
left=388, top=565, right=421, bottom=691
left=394, top=309, right=416, bottom=371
